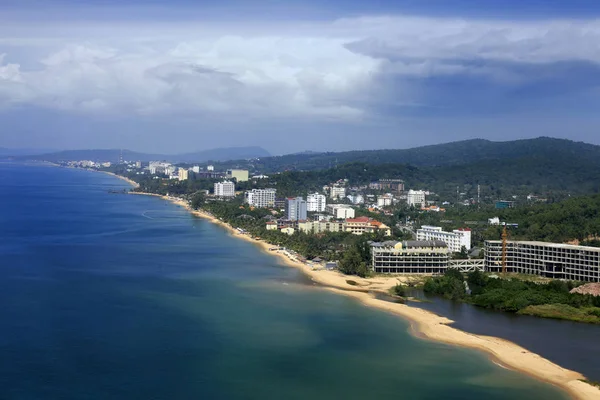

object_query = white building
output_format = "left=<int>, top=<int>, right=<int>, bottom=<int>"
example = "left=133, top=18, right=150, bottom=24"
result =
left=416, top=225, right=471, bottom=253
left=330, top=186, right=346, bottom=200
left=245, top=188, right=276, bottom=208
left=178, top=168, right=189, bottom=181
left=488, top=217, right=501, bottom=225
left=192, top=165, right=201, bottom=173
left=325, top=204, right=355, bottom=219
left=207, top=165, right=214, bottom=171
left=214, top=181, right=235, bottom=197
left=307, top=193, right=326, bottom=212
left=407, top=190, right=426, bottom=207
left=347, top=194, right=364, bottom=205
left=377, top=194, right=394, bottom=207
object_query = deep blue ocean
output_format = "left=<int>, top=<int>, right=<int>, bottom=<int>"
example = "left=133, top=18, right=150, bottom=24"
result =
left=0, top=163, right=569, bottom=400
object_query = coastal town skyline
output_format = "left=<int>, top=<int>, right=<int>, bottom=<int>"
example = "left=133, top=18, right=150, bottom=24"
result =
left=3, top=0, right=600, bottom=153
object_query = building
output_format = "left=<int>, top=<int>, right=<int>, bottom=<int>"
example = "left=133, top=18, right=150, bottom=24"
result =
left=330, top=186, right=346, bottom=200
left=416, top=226, right=471, bottom=253
left=226, top=169, right=249, bottom=182
left=135, top=161, right=142, bottom=169
left=377, top=194, right=394, bottom=207
left=266, top=221, right=278, bottom=230
left=484, top=241, right=600, bottom=282
left=285, top=197, right=308, bottom=221
left=207, top=165, right=214, bottom=171
left=214, top=181, right=235, bottom=197
left=345, top=217, right=391, bottom=236
left=281, top=227, right=295, bottom=236
left=245, top=188, right=276, bottom=208
left=373, top=179, right=405, bottom=193
left=495, top=200, right=515, bottom=209
left=371, top=241, right=450, bottom=274
left=178, top=168, right=189, bottom=181
left=192, top=165, right=201, bottom=173
left=347, top=194, right=364, bottom=205
left=298, top=221, right=345, bottom=234
left=306, top=193, right=326, bottom=212
left=326, top=204, right=355, bottom=219
left=488, top=217, right=500, bottom=225
left=407, top=190, right=426, bottom=207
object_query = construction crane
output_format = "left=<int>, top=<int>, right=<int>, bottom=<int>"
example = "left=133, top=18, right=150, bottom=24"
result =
left=500, top=222, right=518, bottom=274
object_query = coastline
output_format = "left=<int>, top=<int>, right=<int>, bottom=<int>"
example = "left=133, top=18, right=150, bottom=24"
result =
left=135, top=191, right=600, bottom=400
left=100, top=171, right=140, bottom=188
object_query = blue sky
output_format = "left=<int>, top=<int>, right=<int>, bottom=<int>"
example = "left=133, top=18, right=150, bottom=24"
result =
left=1, top=0, right=600, bottom=154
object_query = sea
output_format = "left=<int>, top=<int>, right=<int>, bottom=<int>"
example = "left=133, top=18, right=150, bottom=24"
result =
left=0, top=163, right=570, bottom=400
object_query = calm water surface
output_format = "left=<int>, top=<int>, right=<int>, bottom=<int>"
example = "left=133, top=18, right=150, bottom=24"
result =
left=0, top=163, right=570, bottom=399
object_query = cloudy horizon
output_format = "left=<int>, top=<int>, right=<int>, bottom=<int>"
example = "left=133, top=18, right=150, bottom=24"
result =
left=2, top=0, right=600, bottom=155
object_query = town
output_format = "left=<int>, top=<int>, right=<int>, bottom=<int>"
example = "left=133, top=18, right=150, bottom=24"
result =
left=61, top=158, right=600, bottom=286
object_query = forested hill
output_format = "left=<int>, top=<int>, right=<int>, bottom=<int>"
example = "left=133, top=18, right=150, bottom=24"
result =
left=251, top=137, right=600, bottom=172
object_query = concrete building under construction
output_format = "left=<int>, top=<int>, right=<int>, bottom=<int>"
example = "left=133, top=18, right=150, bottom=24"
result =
left=371, top=240, right=450, bottom=274
left=484, top=240, right=600, bottom=282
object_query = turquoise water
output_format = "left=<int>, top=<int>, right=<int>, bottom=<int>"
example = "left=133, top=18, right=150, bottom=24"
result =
left=0, top=163, right=569, bottom=400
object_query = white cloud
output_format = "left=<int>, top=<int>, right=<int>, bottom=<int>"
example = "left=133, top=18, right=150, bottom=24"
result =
left=0, top=14, right=600, bottom=118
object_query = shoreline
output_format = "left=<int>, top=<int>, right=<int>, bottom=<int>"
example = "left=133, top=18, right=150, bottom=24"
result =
left=135, top=191, right=599, bottom=400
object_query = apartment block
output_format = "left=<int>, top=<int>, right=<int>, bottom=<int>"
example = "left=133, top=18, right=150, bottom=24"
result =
left=214, top=181, right=235, bottom=197
left=306, top=193, right=326, bottom=212
left=285, top=197, right=308, bottom=221
left=245, top=188, right=276, bottom=208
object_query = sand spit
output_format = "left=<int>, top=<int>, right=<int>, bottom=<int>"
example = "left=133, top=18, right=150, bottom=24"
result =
left=134, top=192, right=600, bottom=400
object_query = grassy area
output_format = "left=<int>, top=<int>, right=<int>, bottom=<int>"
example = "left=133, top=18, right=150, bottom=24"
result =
left=517, top=304, right=600, bottom=324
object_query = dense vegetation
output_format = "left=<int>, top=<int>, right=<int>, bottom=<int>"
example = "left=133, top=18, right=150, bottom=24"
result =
left=424, top=270, right=600, bottom=323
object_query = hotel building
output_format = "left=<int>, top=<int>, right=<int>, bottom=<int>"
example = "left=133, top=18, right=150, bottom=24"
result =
left=416, top=226, right=471, bottom=253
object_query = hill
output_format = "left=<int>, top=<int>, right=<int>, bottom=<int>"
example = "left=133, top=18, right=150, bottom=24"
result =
left=12, top=146, right=271, bottom=163
left=251, top=137, right=600, bottom=171
left=0, top=147, right=59, bottom=157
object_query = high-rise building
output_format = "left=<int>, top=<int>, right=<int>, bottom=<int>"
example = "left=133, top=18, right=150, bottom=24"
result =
left=245, top=189, right=276, bottom=208
left=192, top=165, right=200, bottom=173
left=285, top=197, right=307, bottom=221
left=135, top=161, right=142, bottom=169
left=226, top=169, right=249, bottom=182
left=306, top=193, right=326, bottom=212
left=178, top=168, right=189, bottom=181
left=416, top=226, right=471, bottom=253
left=207, top=165, right=214, bottom=171
left=407, top=190, right=426, bottom=207
left=214, top=181, right=235, bottom=197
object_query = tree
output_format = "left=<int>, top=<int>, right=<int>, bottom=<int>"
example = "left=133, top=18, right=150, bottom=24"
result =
left=338, top=246, right=363, bottom=276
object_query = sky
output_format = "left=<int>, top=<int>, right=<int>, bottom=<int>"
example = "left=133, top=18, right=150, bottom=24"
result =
left=1, top=0, right=600, bottom=155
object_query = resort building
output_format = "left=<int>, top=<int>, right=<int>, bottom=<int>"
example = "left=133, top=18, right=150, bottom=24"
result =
left=407, top=190, right=426, bottom=207
left=416, top=226, right=471, bottom=253
left=214, top=181, right=235, bottom=197
left=345, top=217, right=392, bottom=236
left=245, top=188, right=276, bottom=208
left=306, top=193, right=327, bottom=212
left=226, top=169, right=249, bottom=182
left=371, top=241, right=450, bottom=274
left=326, top=204, right=355, bottom=219
left=484, top=241, right=600, bottom=282
left=285, top=197, right=308, bottom=221
left=298, top=221, right=345, bottom=234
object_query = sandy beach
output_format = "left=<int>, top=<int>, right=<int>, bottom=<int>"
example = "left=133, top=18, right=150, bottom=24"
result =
left=135, top=192, right=600, bottom=400
left=100, top=171, right=140, bottom=188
